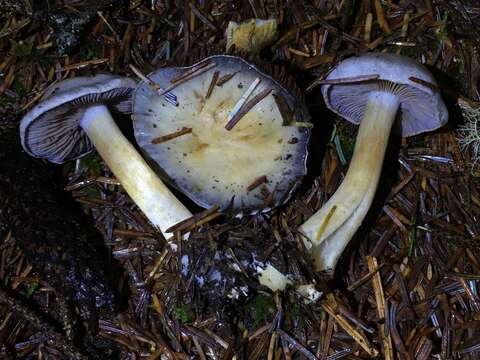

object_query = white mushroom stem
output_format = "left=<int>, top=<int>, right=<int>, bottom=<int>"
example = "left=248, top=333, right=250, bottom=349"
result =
left=300, top=91, right=400, bottom=273
left=80, top=105, right=193, bottom=235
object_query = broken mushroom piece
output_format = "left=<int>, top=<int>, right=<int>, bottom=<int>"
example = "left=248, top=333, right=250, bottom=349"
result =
left=225, top=18, right=278, bottom=53
left=257, top=263, right=322, bottom=301
left=20, top=74, right=192, bottom=236
left=133, top=55, right=310, bottom=213
left=300, top=53, right=448, bottom=274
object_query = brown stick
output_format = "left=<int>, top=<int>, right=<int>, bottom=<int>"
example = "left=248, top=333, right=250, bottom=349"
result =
left=225, top=88, right=273, bottom=131
left=151, top=127, right=192, bottom=144
left=205, top=71, right=220, bottom=99
left=159, top=62, right=217, bottom=96
left=170, top=61, right=215, bottom=84
left=166, top=205, right=220, bottom=233
left=409, top=76, right=439, bottom=91
left=247, top=175, right=268, bottom=192
left=307, top=74, right=380, bottom=91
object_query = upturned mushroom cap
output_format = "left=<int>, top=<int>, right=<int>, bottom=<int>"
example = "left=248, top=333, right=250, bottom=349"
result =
left=133, top=55, right=310, bottom=213
left=20, top=74, right=137, bottom=164
left=322, top=53, right=448, bottom=136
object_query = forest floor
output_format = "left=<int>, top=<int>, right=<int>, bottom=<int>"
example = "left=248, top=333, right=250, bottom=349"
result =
left=1, top=0, right=480, bottom=359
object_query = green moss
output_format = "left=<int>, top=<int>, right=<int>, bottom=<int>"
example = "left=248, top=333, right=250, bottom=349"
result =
left=26, top=281, right=39, bottom=298
left=79, top=154, right=102, bottom=176
left=246, top=293, right=276, bottom=328
left=173, top=303, right=195, bottom=323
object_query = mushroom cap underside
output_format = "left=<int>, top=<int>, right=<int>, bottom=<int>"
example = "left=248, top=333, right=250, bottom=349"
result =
left=321, top=53, right=448, bottom=137
left=133, top=55, right=310, bottom=213
left=20, top=75, right=137, bottom=164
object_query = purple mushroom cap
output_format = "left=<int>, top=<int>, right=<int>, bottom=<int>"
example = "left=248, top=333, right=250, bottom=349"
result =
left=321, top=53, right=449, bottom=137
left=20, top=74, right=137, bottom=164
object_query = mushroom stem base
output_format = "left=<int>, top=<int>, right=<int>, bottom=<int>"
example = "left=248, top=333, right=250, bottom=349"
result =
left=300, top=91, right=400, bottom=273
left=80, top=105, right=192, bottom=236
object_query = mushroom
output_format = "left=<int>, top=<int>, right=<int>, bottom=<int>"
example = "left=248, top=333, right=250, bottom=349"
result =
left=299, top=53, right=448, bottom=274
left=20, top=74, right=192, bottom=236
left=133, top=55, right=310, bottom=213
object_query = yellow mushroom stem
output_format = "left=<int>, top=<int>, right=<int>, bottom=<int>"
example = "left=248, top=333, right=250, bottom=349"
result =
left=81, top=105, right=193, bottom=236
left=300, top=91, right=400, bottom=273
